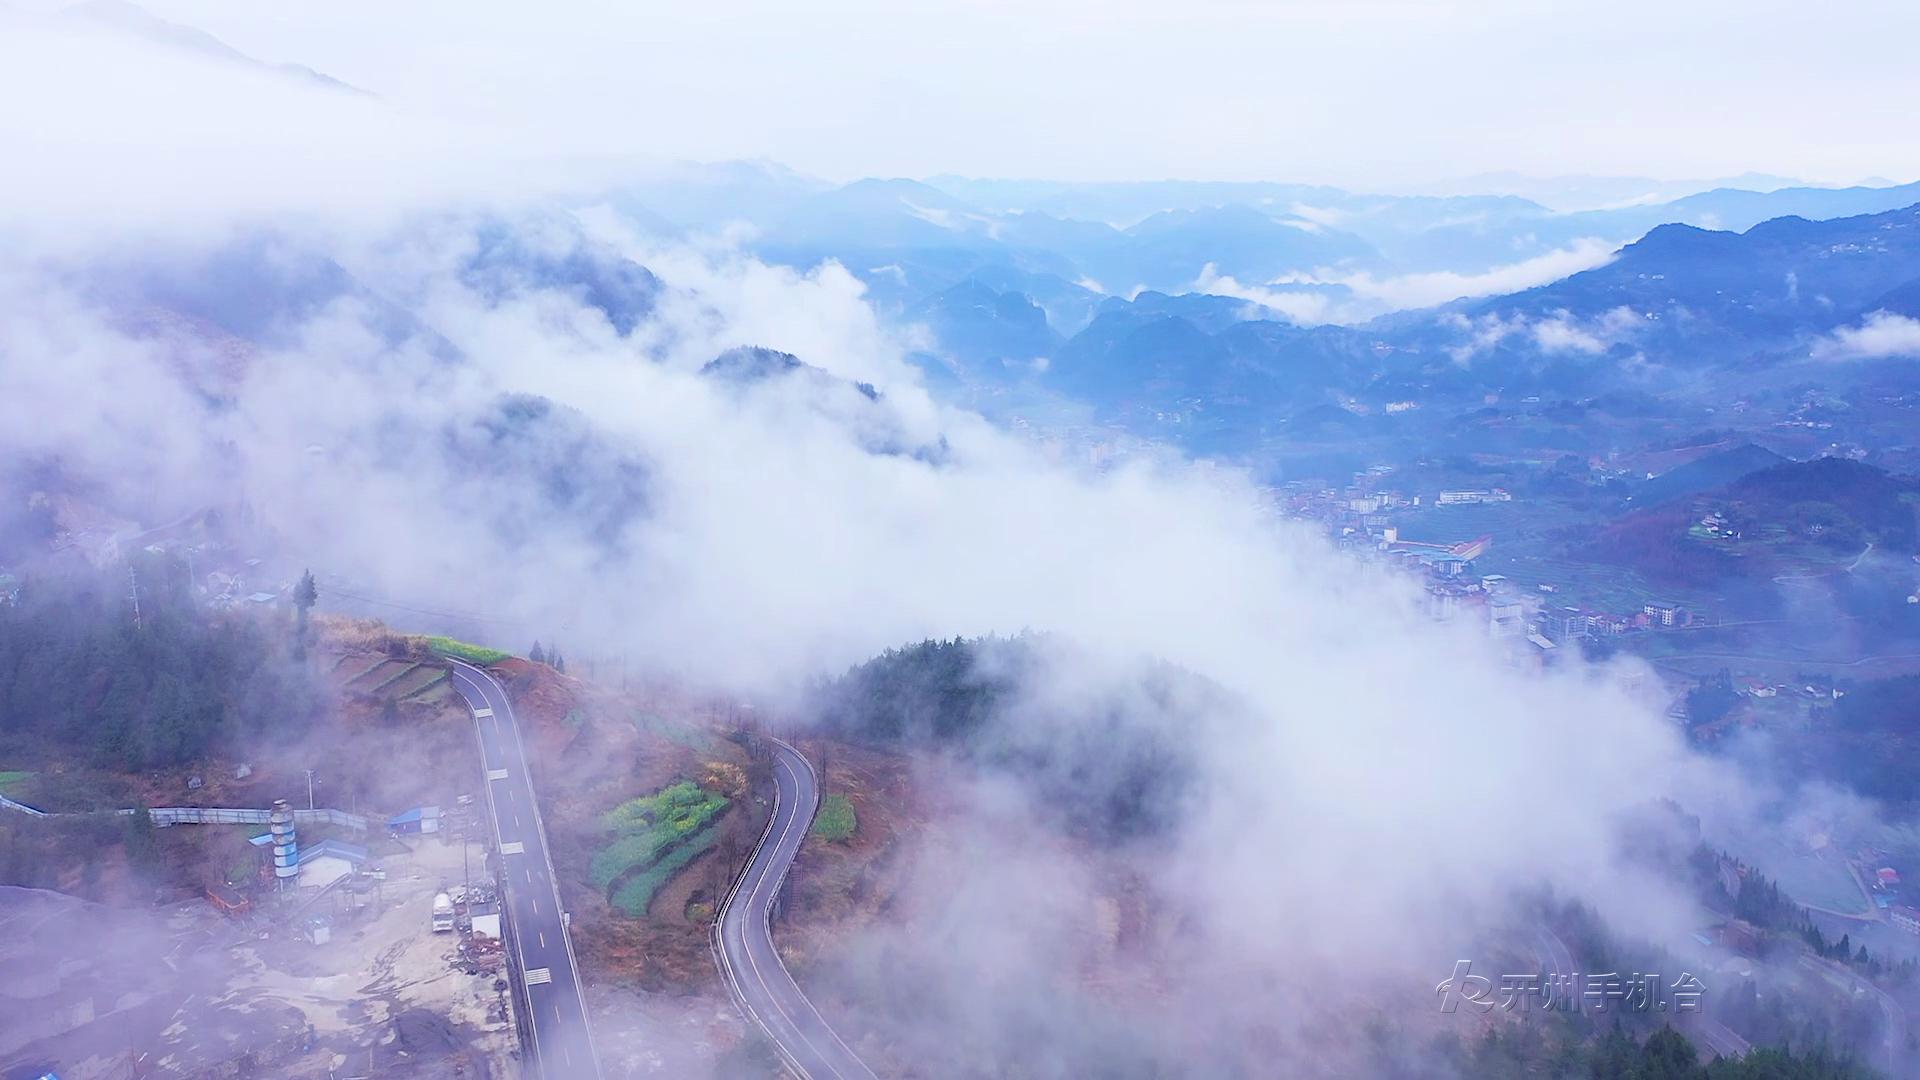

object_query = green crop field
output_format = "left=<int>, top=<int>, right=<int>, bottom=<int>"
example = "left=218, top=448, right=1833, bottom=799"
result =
left=400, top=669, right=449, bottom=699
left=812, top=794, right=856, bottom=842
left=590, top=781, right=729, bottom=910
left=0, top=770, right=33, bottom=798
left=420, top=636, right=511, bottom=664
left=608, top=822, right=722, bottom=916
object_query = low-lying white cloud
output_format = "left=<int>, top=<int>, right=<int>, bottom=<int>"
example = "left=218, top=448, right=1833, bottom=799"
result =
left=1304, top=238, right=1620, bottom=310
left=1440, top=304, right=1643, bottom=362
left=1814, top=309, right=1920, bottom=360
left=1197, top=239, right=1619, bottom=324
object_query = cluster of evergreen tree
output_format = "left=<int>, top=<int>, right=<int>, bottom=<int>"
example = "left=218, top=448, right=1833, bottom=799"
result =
left=807, top=634, right=1209, bottom=841
left=1685, top=671, right=1742, bottom=730
left=1588, top=1026, right=1870, bottom=1080
left=528, top=640, right=567, bottom=673
left=1798, top=921, right=1919, bottom=985
left=811, top=635, right=1028, bottom=744
left=1724, top=862, right=1800, bottom=929
left=0, top=557, right=323, bottom=771
left=1393, top=1023, right=1872, bottom=1080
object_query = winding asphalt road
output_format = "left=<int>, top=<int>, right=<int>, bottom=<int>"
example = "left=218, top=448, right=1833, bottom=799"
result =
left=1799, top=953, right=1906, bottom=1077
left=714, top=738, right=880, bottom=1080
left=450, top=660, right=602, bottom=1080
left=1532, top=924, right=1751, bottom=1061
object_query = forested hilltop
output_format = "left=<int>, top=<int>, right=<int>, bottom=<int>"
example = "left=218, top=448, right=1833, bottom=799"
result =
left=0, top=557, right=323, bottom=772
left=808, top=634, right=1229, bottom=841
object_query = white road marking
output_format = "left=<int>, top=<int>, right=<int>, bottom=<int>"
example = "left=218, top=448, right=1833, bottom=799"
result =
left=455, top=659, right=601, bottom=1078
left=731, top=756, right=847, bottom=1078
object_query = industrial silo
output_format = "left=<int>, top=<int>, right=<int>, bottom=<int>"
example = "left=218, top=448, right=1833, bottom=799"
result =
left=270, top=799, right=299, bottom=888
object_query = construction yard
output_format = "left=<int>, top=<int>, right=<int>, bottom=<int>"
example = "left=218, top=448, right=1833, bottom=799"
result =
left=0, top=829, right=517, bottom=1079
left=0, top=623, right=532, bottom=1079
left=1, top=621, right=871, bottom=1080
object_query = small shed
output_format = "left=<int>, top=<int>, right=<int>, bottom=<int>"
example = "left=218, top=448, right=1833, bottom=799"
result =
left=387, top=806, right=443, bottom=836
left=469, top=901, right=501, bottom=940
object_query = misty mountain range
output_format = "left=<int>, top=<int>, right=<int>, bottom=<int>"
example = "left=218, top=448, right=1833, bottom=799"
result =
left=25, top=2, right=1920, bottom=460
left=59, top=180, right=1920, bottom=474
left=597, top=160, right=1920, bottom=319
left=46, top=0, right=373, bottom=97
left=19, top=3, right=1920, bottom=474
left=878, top=202, right=1920, bottom=458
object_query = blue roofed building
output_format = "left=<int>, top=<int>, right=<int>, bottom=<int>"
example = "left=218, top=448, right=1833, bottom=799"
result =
left=386, top=806, right=443, bottom=836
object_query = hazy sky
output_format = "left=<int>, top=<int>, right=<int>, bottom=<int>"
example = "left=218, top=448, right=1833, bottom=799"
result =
left=47, top=0, right=1920, bottom=188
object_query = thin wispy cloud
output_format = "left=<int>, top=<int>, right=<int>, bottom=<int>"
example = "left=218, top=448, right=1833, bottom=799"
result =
left=1196, top=239, right=1619, bottom=324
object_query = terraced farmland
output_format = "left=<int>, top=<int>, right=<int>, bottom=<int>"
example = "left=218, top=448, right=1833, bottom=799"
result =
left=385, top=665, right=448, bottom=699
left=330, top=653, right=389, bottom=687
left=346, top=658, right=415, bottom=694
left=591, top=781, right=730, bottom=917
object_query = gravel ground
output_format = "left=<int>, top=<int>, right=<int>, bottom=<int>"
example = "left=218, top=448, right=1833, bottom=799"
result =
left=1, top=834, right=518, bottom=1079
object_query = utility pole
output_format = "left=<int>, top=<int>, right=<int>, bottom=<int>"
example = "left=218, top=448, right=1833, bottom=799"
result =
left=304, top=769, right=316, bottom=811
left=127, top=564, right=142, bottom=628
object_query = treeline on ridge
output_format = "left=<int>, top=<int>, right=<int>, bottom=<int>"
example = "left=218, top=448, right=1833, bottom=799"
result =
left=807, top=634, right=1220, bottom=841
left=0, top=556, right=324, bottom=773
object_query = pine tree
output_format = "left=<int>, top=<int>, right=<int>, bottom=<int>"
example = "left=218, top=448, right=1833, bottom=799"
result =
left=530, top=641, right=547, bottom=665
left=292, top=570, right=318, bottom=660
left=554, top=652, right=566, bottom=674
left=293, top=570, right=318, bottom=614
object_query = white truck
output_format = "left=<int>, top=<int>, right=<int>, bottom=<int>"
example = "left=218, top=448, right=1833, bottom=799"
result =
left=431, top=891, right=455, bottom=933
